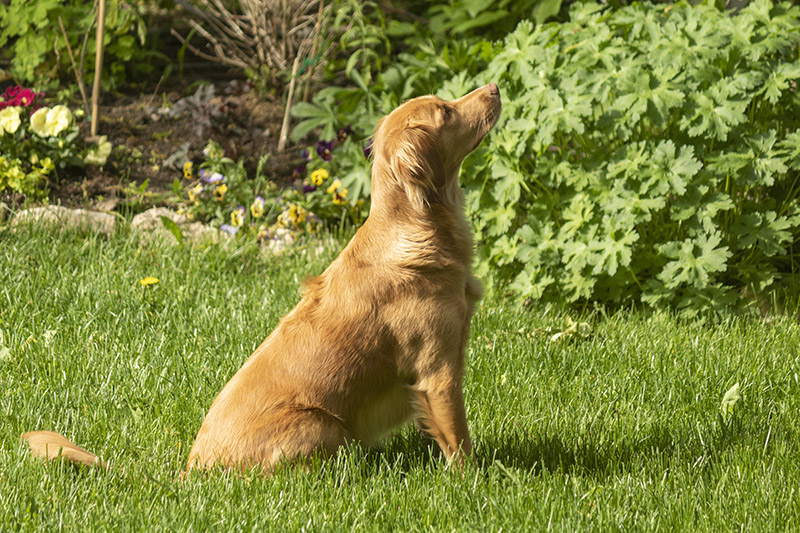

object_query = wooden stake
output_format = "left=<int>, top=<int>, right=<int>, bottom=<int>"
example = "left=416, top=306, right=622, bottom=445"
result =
left=90, top=0, right=106, bottom=139
left=278, top=56, right=300, bottom=152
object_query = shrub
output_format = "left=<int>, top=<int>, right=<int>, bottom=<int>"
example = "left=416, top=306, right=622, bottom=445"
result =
left=0, top=0, right=163, bottom=90
left=463, top=0, right=800, bottom=313
left=297, top=0, right=800, bottom=314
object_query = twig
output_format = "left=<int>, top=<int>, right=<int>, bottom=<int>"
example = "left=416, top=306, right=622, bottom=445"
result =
left=278, top=56, right=300, bottom=151
left=90, top=0, right=106, bottom=139
left=302, top=0, right=325, bottom=102
left=58, top=16, right=90, bottom=115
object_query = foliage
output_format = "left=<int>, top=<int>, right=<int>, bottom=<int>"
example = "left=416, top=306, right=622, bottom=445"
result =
left=179, top=134, right=367, bottom=242
left=302, top=0, right=800, bottom=314
left=460, top=0, right=800, bottom=313
left=0, top=0, right=163, bottom=90
left=0, top=86, right=111, bottom=197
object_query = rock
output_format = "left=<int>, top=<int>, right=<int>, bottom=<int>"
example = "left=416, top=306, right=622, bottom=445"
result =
left=11, top=206, right=117, bottom=235
left=131, top=207, right=218, bottom=244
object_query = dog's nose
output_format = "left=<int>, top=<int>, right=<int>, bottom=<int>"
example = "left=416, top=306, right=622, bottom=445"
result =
left=487, top=83, right=499, bottom=95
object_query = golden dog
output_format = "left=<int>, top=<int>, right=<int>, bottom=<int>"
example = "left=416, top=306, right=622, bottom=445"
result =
left=23, top=83, right=501, bottom=473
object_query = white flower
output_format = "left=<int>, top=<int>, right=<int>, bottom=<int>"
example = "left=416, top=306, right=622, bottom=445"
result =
left=84, top=135, right=112, bottom=165
left=30, top=105, right=73, bottom=137
left=0, top=106, right=21, bottom=134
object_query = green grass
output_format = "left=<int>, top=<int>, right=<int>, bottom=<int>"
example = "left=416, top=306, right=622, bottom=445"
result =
left=1, top=224, right=799, bottom=531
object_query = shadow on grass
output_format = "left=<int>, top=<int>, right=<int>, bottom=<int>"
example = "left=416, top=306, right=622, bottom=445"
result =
left=348, top=414, right=749, bottom=480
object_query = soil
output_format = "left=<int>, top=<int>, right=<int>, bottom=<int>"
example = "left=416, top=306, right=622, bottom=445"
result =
left=4, top=78, right=301, bottom=213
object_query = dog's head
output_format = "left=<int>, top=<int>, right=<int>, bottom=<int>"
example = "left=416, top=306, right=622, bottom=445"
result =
left=371, top=83, right=501, bottom=211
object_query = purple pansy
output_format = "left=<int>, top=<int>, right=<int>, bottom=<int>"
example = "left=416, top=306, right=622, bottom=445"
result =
left=316, top=139, right=334, bottom=161
left=203, top=171, right=224, bottom=184
left=337, top=125, right=352, bottom=143
left=220, top=224, right=239, bottom=235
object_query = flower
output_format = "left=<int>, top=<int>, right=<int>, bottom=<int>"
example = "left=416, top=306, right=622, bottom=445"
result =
left=214, top=183, right=228, bottom=200
left=332, top=187, right=349, bottom=205
left=203, top=171, right=224, bottom=184
left=231, top=205, right=245, bottom=227
left=302, top=184, right=317, bottom=194
left=363, top=138, right=373, bottom=158
left=202, top=141, right=224, bottom=159
left=326, top=179, right=342, bottom=195
left=250, top=196, right=265, bottom=218
left=188, top=183, right=203, bottom=203
left=0, top=106, right=21, bottom=134
left=220, top=224, right=239, bottom=235
left=139, top=277, right=159, bottom=286
left=310, top=168, right=328, bottom=186
left=256, top=224, right=270, bottom=240
left=84, top=135, right=112, bottom=165
left=337, top=125, right=352, bottom=143
left=292, top=163, right=306, bottom=180
left=299, top=148, right=310, bottom=161
left=1, top=86, right=42, bottom=109
left=30, top=105, right=73, bottom=137
left=183, top=161, right=193, bottom=179
left=316, top=139, right=334, bottom=161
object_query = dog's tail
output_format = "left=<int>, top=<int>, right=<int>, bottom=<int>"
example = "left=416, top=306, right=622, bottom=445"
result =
left=21, top=431, right=107, bottom=469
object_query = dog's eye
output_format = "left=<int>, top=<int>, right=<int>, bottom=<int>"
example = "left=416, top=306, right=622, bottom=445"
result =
left=440, top=106, right=451, bottom=120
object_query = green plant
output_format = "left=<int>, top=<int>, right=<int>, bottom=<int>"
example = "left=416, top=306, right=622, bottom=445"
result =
left=459, top=0, right=800, bottom=313
left=0, top=0, right=162, bottom=90
left=180, top=136, right=367, bottom=242
left=0, top=86, right=110, bottom=197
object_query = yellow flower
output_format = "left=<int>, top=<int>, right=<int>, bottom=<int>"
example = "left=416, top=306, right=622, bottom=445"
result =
left=326, top=179, right=342, bottom=195
left=310, top=168, right=328, bottom=186
left=183, top=161, right=193, bottom=179
left=30, top=107, right=49, bottom=136
left=188, top=184, right=203, bottom=203
left=214, top=183, right=228, bottom=200
left=30, top=105, right=73, bottom=137
left=139, top=277, right=159, bottom=286
left=0, top=106, right=21, bottom=134
left=250, top=196, right=265, bottom=218
left=231, top=206, right=245, bottom=227
left=332, top=187, right=349, bottom=206
left=84, top=136, right=112, bottom=165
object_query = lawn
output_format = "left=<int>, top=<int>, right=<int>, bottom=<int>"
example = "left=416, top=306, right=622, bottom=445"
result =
left=1, top=225, right=798, bottom=531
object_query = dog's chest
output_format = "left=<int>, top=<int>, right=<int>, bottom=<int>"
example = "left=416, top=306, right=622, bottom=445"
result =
left=351, top=383, right=414, bottom=443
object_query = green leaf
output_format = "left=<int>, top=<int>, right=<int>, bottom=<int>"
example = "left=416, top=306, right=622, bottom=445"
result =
left=720, top=382, right=740, bottom=422
left=160, top=216, right=184, bottom=245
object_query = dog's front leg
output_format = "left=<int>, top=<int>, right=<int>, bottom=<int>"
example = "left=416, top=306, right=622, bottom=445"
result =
left=411, top=372, right=472, bottom=464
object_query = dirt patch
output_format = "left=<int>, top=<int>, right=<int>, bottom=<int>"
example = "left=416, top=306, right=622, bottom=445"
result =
left=38, top=82, right=301, bottom=210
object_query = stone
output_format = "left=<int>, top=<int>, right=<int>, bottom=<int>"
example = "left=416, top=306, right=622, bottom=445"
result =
left=11, top=206, right=117, bottom=235
left=131, top=207, right=219, bottom=244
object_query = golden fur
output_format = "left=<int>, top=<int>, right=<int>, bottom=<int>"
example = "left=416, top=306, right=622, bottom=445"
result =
left=23, top=83, right=501, bottom=474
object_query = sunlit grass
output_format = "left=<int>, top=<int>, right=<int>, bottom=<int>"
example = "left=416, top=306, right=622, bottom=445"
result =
left=1, top=225, right=798, bottom=530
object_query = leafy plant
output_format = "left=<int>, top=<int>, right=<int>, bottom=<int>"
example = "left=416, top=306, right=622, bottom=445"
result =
left=461, top=0, right=800, bottom=313
left=0, top=86, right=110, bottom=197
left=179, top=135, right=368, bottom=243
left=0, top=0, right=162, bottom=90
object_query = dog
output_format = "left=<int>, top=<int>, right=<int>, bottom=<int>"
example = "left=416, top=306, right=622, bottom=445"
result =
left=23, top=83, right=502, bottom=474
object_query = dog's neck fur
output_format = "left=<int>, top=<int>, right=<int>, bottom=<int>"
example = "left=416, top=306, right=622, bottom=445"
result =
left=365, top=163, right=474, bottom=271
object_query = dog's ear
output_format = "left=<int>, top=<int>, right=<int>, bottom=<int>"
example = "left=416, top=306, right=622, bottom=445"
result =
left=377, top=121, right=446, bottom=211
